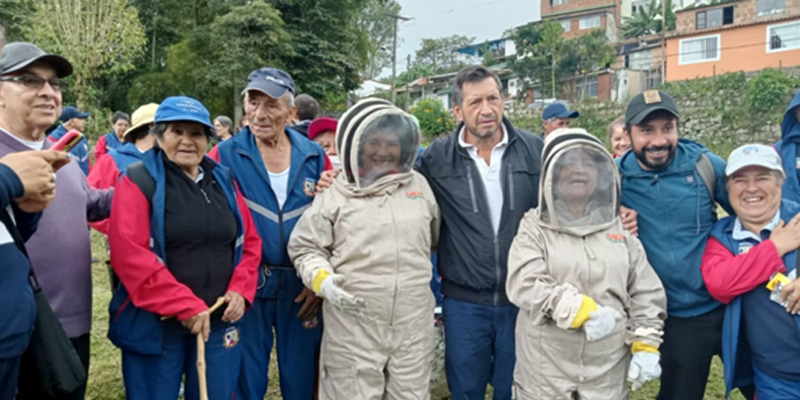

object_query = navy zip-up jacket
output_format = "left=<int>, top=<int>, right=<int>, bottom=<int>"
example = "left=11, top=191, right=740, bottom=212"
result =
left=416, top=118, right=543, bottom=306
left=0, top=164, right=39, bottom=358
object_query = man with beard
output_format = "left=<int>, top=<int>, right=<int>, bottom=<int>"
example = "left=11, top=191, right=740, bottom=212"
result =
left=617, top=90, right=753, bottom=400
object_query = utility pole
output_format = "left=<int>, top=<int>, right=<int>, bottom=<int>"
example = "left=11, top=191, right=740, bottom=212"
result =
left=405, top=54, right=411, bottom=110
left=661, top=0, right=667, bottom=84
left=385, top=13, right=411, bottom=104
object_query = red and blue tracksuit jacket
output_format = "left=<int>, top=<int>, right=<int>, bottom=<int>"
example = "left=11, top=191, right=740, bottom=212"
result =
left=48, top=125, right=91, bottom=175
left=106, top=150, right=261, bottom=354
left=210, top=127, right=330, bottom=297
left=94, top=131, right=123, bottom=162
left=702, top=200, right=800, bottom=397
left=87, top=143, right=148, bottom=235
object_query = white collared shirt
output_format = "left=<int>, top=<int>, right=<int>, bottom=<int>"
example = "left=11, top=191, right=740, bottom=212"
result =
left=732, top=211, right=781, bottom=243
left=458, top=125, right=509, bottom=234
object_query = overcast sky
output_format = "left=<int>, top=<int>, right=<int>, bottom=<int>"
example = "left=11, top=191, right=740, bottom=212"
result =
left=390, top=0, right=541, bottom=77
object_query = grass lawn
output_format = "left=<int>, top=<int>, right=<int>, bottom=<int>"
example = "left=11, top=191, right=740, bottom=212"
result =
left=85, top=231, right=745, bottom=400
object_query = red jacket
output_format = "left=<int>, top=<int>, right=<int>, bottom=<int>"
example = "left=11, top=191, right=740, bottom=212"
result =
left=108, top=175, right=262, bottom=321
left=701, top=237, right=787, bottom=304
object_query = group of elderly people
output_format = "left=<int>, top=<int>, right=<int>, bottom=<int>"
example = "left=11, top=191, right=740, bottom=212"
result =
left=2, top=33, right=800, bottom=400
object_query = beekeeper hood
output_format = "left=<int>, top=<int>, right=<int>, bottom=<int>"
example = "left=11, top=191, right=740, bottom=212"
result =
left=336, top=98, right=421, bottom=188
left=537, top=128, right=619, bottom=235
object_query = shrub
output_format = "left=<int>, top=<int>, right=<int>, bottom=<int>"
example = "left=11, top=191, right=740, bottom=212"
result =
left=411, top=98, right=456, bottom=140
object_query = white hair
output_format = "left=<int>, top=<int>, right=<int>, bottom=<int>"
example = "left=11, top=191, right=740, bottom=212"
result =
left=244, top=90, right=294, bottom=109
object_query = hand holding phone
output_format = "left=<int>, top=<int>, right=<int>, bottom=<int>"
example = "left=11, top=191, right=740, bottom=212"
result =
left=51, top=130, right=83, bottom=152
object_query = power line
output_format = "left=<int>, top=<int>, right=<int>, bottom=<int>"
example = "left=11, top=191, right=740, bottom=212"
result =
left=412, top=0, right=519, bottom=19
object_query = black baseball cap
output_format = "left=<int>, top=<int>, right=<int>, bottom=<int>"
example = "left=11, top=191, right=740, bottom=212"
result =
left=625, top=90, right=679, bottom=126
left=0, top=42, right=73, bottom=78
left=242, top=67, right=295, bottom=99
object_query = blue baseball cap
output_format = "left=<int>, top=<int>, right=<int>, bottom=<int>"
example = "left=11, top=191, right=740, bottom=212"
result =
left=242, top=67, right=295, bottom=99
left=542, top=103, right=579, bottom=120
left=154, top=96, right=213, bottom=130
left=59, top=106, right=90, bottom=122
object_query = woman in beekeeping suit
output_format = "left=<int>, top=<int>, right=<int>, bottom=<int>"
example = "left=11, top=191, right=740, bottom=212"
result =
left=288, top=98, right=440, bottom=400
left=507, top=128, right=667, bottom=399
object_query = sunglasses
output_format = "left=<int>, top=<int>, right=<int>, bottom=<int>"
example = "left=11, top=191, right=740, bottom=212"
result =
left=0, top=74, right=67, bottom=92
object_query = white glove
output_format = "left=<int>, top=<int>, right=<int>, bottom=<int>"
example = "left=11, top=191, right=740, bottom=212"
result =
left=582, top=305, right=619, bottom=342
left=627, top=351, right=661, bottom=391
left=318, top=273, right=365, bottom=315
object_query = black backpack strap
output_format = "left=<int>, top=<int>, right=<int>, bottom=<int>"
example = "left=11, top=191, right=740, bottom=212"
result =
left=0, top=205, right=28, bottom=258
left=126, top=162, right=155, bottom=210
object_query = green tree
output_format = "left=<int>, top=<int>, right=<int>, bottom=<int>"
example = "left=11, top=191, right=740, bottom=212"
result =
left=621, top=0, right=676, bottom=39
left=268, top=0, right=371, bottom=100
left=571, top=30, right=615, bottom=100
left=359, top=0, right=402, bottom=79
left=511, top=20, right=569, bottom=99
left=26, top=0, right=147, bottom=108
left=0, top=0, right=35, bottom=42
left=414, top=34, right=475, bottom=74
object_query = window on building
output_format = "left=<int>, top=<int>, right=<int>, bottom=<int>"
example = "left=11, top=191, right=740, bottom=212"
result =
left=757, top=0, right=785, bottom=16
left=679, top=35, right=720, bottom=64
left=560, top=20, right=571, bottom=32
left=629, top=50, right=652, bottom=70
left=645, top=70, right=662, bottom=90
left=768, top=21, right=800, bottom=52
left=575, top=75, right=598, bottom=98
left=696, top=6, right=734, bottom=30
left=632, top=0, right=652, bottom=14
left=551, top=0, right=566, bottom=6
left=579, top=15, right=601, bottom=30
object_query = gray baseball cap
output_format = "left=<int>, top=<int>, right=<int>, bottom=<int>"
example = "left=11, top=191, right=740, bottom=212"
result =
left=0, top=42, right=73, bottom=78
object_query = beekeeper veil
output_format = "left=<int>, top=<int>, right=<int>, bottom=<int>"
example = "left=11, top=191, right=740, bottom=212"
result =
left=538, top=128, right=619, bottom=232
left=337, top=98, right=421, bottom=188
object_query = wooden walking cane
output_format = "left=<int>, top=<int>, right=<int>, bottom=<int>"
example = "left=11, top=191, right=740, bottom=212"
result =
left=162, top=296, right=227, bottom=400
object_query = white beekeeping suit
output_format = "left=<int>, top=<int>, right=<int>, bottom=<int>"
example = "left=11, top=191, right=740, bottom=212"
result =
left=507, top=128, right=667, bottom=399
left=288, top=98, right=440, bottom=400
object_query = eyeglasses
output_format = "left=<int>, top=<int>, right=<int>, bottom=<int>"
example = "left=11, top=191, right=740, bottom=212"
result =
left=0, top=74, right=67, bottom=92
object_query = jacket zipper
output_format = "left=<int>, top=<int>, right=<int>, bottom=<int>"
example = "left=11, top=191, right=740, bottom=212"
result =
left=466, top=166, right=479, bottom=213
left=388, top=195, right=400, bottom=328
left=459, top=130, right=517, bottom=306
left=200, top=182, right=213, bottom=297
left=508, top=165, right=515, bottom=212
left=237, top=148, right=314, bottom=268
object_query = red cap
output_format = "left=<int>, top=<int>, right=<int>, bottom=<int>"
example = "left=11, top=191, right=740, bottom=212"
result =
left=308, top=117, right=338, bottom=141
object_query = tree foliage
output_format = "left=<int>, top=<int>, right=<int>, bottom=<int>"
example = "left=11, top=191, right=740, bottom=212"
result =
left=26, top=0, right=147, bottom=108
left=359, top=0, right=402, bottom=79
left=510, top=20, right=616, bottom=101
left=620, top=0, right=676, bottom=39
left=0, top=0, right=372, bottom=128
left=414, top=34, right=474, bottom=75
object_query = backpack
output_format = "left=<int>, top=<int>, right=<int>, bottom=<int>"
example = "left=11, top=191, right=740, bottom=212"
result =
left=696, top=152, right=716, bottom=205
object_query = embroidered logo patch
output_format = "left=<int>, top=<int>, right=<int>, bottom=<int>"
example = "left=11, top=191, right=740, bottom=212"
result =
left=303, top=178, right=316, bottom=197
left=643, top=90, right=662, bottom=104
left=406, top=191, right=424, bottom=200
left=606, top=233, right=625, bottom=243
left=686, top=175, right=694, bottom=183
left=796, top=157, right=800, bottom=170
left=223, top=326, right=240, bottom=349
left=739, top=244, right=752, bottom=254
left=742, top=146, right=758, bottom=156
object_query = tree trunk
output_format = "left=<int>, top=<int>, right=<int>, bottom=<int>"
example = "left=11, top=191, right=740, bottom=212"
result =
left=151, top=7, right=157, bottom=69
left=551, top=57, right=557, bottom=99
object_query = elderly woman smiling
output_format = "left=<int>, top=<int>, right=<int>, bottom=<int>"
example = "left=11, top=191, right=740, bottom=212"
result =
left=106, top=96, right=261, bottom=400
left=701, top=144, right=800, bottom=399
left=507, top=128, right=666, bottom=399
